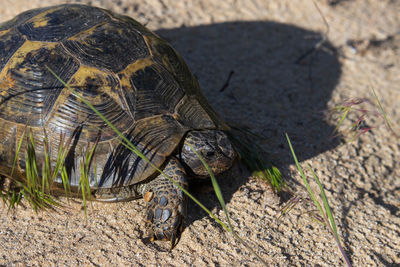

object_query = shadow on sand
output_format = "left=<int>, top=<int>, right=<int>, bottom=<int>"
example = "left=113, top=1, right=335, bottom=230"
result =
left=156, top=20, right=342, bottom=228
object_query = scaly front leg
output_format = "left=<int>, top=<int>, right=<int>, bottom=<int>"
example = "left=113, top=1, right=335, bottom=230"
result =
left=141, top=157, right=188, bottom=247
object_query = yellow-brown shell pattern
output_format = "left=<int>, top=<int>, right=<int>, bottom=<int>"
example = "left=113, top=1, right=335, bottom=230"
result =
left=0, top=4, right=221, bottom=188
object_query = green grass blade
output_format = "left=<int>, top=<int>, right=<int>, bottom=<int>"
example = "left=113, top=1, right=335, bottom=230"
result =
left=285, top=134, right=325, bottom=216
left=371, top=87, right=397, bottom=137
left=332, top=108, right=349, bottom=136
left=186, top=143, right=233, bottom=232
left=307, top=165, right=338, bottom=240
left=24, top=149, right=32, bottom=190
left=42, top=130, right=51, bottom=191
left=11, top=129, right=26, bottom=177
left=52, top=133, right=71, bottom=199
left=286, top=133, right=351, bottom=267
left=60, top=166, right=70, bottom=199
left=79, top=142, right=97, bottom=215
left=308, top=164, right=351, bottom=267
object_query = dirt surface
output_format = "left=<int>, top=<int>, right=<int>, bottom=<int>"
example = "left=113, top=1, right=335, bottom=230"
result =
left=0, top=0, right=399, bottom=266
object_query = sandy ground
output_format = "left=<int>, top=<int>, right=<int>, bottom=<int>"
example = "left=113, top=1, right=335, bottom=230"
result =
left=0, top=0, right=399, bottom=266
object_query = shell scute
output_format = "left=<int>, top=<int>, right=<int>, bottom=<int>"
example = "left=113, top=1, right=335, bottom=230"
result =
left=17, top=4, right=109, bottom=42
left=63, top=20, right=150, bottom=72
left=0, top=41, right=79, bottom=126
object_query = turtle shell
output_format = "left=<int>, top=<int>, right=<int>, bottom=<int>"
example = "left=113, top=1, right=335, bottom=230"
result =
left=0, top=4, right=226, bottom=188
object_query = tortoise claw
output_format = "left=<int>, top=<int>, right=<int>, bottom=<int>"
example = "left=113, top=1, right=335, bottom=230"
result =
left=144, top=202, right=184, bottom=248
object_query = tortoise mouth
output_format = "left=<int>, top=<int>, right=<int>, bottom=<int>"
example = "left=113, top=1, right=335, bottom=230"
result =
left=183, top=154, right=236, bottom=178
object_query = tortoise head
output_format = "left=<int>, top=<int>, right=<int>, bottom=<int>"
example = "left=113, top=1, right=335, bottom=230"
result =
left=180, top=130, right=236, bottom=177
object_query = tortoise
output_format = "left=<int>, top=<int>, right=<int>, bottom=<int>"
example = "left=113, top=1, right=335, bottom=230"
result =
left=0, top=4, right=236, bottom=245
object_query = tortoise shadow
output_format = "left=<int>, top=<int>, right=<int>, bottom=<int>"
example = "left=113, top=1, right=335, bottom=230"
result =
left=156, top=21, right=342, bottom=227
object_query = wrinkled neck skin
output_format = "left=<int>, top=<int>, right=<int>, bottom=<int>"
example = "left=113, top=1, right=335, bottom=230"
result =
left=179, top=130, right=236, bottom=178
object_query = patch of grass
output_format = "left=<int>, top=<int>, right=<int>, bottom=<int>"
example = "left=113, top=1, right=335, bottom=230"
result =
left=329, top=88, right=398, bottom=141
left=1, top=124, right=97, bottom=213
left=1, top=128, right=60, bottom=211
left=329, top=97, right=374, bottom=141
left=284, top=134, right=351, bottom=267
left=227, top=126, right=284, bottom=192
